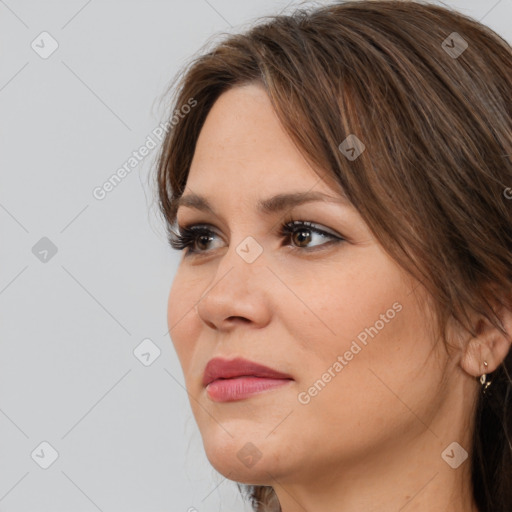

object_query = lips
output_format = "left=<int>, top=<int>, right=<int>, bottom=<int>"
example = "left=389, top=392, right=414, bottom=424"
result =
left=202, top=357, right=293, bottom=387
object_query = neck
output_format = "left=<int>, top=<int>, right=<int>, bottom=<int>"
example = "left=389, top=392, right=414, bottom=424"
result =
left=273, top=438, right=478, bottom=512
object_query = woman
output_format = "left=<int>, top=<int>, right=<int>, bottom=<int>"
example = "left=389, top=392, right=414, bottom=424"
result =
left=155, top=1, right=512, bottom=510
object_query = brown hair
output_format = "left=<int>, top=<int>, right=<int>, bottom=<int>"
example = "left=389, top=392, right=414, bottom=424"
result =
left=155, top=1, right=512, bottom=510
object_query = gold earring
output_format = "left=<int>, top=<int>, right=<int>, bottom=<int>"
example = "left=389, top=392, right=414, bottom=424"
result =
left=479, top=360, right=492, bottom=392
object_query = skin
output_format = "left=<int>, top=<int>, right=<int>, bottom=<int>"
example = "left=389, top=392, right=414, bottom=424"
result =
left=167, top=82, right=511, bottom=512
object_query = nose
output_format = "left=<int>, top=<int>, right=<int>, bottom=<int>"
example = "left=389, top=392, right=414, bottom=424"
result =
left=195, top=239, right=271, bottom=332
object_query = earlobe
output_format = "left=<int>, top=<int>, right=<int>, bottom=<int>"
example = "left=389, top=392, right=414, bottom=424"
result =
left=460, top=306, right=512, bottom=378
left=460, top=335, right=489, bottom=378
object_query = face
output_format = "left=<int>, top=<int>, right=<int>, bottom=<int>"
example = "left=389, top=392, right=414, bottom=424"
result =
left=167, top=83, right=463, bottom=488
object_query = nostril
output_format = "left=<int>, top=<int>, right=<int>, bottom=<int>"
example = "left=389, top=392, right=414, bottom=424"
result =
left=205, top=320, right=216, bottom=329
left=227, top=316, right=250, bottom=323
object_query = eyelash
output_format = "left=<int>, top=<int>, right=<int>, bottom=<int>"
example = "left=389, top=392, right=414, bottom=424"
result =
left=168, top=219, right=345, bottom=256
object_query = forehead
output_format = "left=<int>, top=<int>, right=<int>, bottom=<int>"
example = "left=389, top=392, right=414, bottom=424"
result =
left=186, top=83, right=339, bottom=196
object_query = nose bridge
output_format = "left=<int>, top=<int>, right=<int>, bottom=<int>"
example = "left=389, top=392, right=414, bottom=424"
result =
left=196, top=234, right=268, bottom=327
left=205, top=234, right=265, bottom=302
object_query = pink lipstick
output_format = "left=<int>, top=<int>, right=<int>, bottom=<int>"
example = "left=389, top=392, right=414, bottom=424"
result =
left=203, top=357, right=293, bottom=402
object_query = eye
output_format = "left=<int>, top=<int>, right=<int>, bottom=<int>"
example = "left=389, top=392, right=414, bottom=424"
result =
left=168, top=224, right=224, bottom=254
left=278, top=220, right=344, bottom=251
left=168, top=220, right=344, bottom=256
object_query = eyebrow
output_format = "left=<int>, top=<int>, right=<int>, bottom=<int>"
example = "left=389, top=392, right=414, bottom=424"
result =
left=172, top=190, right=349, bottom=219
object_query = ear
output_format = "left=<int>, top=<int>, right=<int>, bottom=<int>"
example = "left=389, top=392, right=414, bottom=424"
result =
left=460, top=303, right=512, bottom=378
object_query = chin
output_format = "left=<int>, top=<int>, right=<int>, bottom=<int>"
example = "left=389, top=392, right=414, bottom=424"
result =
left=199, top=425, right=286, bottom=485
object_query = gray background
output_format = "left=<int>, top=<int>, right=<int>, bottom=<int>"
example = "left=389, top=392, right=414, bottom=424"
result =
left=0, top=1, right=510, bottom=511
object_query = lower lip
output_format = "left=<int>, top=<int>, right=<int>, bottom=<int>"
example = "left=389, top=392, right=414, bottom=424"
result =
left=206, top=376, right=292, bottom=402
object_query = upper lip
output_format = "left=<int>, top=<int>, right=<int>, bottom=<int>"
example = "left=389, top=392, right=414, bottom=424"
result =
left=202, top=357, right=293, bottom=387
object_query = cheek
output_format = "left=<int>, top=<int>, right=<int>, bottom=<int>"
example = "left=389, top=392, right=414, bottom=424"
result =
left=167, top=270, right=201, bottom=374
left=288, top=280, right=442, bottom=459
left=286, top=250, right=438, bottom=403
left=277, top=249, right=407, bottom=356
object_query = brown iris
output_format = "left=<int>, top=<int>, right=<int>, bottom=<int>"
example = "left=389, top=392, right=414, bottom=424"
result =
left=292, top=228, right=312, bottom=248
